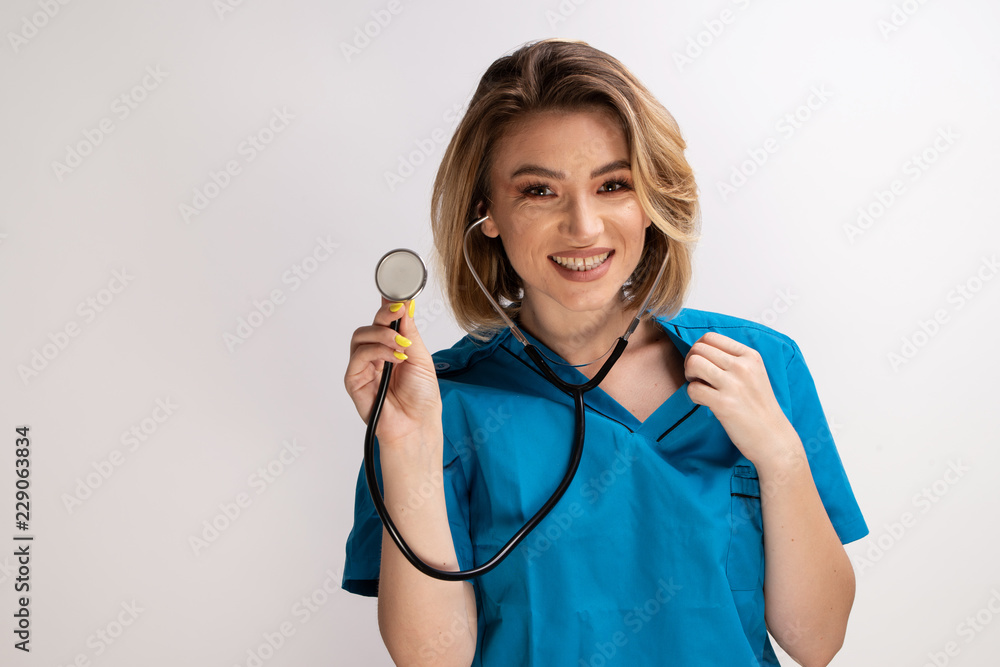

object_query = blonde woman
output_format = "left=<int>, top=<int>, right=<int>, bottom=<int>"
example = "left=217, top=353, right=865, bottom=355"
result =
left=343, top=39, right=867, bottom=667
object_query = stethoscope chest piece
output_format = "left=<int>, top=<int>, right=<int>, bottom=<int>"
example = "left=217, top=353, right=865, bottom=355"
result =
left=375, top=248, right=427, bottom=302
left=365, top=231, right=666, bottom=581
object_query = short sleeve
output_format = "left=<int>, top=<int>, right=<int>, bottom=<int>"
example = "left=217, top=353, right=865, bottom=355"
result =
left=341, top=434, right=476, bottom=596
left=783, top=340, right=869, bottom=545
left=341, top=458, right=384, bottom=597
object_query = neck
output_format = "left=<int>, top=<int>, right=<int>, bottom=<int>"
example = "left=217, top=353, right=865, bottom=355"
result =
left=517, top=295, right=645, bottom=366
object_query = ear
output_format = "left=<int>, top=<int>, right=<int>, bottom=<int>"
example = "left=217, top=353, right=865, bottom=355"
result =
left=481, top=216, right=500, bottom=238
left=476, top=201, right=500, bottom=238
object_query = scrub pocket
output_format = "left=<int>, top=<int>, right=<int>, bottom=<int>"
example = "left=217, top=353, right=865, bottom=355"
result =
left=727, top=465, right=764, bottom=591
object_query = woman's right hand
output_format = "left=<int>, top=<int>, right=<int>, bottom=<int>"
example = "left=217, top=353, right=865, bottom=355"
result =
left=350, top=300, right=476, bottom=667
left=344, top=298, right=443, bottom=447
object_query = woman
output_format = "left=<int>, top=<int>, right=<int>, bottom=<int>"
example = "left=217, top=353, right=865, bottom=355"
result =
left=343, top=38, right=868, bottom=667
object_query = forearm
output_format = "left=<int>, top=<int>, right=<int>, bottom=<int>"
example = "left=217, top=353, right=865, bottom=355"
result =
left=377, top=427, right=477, bottom=667
left=756, top=426, right=856, bottom=667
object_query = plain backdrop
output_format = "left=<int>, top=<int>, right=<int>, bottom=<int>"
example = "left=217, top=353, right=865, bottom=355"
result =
left=1, top=1, right=999, bottom=665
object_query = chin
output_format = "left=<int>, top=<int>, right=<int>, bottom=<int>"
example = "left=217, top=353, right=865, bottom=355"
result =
left=555, top=287, right=627, bottom=314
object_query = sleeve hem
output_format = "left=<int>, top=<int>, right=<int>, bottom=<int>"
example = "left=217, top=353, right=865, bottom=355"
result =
left=342, top=577, right=379, bottom=597
left=833, top=515, right=869, bottom=545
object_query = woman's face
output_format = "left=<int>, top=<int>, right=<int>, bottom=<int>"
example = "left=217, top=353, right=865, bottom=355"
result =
left=483, top=107, right=649, bottom=320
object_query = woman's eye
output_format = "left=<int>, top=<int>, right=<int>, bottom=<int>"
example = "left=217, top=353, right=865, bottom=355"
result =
left=523, top=185, right=553, bottom=197
left=599, top=179, right=630, bottom=193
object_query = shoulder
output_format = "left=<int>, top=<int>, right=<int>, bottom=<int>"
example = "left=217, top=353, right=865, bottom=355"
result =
left=658, top=307, right=802, bottom=367
left=429, top=328, right=522, bottom=464
left=429, top=327, right=514, bottom=386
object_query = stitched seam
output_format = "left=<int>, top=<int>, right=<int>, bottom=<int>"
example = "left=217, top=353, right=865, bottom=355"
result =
left=672, top=321, right=790, bottom=339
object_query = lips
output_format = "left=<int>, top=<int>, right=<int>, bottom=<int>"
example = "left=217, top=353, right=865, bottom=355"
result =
left=549, top=251, right=612, bottom=272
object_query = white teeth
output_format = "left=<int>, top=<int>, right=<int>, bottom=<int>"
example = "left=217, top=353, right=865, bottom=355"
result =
left=551, top=252, right=610, bottom=271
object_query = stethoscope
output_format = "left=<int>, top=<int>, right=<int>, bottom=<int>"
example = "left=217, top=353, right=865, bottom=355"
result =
left=364, top=215, right=669, bottom=581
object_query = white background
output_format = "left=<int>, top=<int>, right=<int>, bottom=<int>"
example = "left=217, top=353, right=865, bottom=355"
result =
left=1, top=1, right=998, bottom=665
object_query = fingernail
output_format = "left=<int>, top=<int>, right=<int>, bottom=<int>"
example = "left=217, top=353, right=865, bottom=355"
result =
left=389, top=302, right=404, bottom=312
left=393, top=351, right=408, bottom=361
left=395, top=334, right=412, bottom=348
left=408, top=299, right=416, bottom=318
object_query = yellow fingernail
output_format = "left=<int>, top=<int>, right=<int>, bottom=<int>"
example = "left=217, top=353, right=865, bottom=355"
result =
left=408, top=299, right=416, bottom=318
left=393, top=351, right=408, bottom=361
left=389, top=302, right=403, bottom=312
left=395, top=334, right=412, bottom=348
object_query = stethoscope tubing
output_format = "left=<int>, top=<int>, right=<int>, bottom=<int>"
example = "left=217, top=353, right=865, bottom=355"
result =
left=364, top=318, right=628, bottom=581
left=363, top=214, right=666, bottom=581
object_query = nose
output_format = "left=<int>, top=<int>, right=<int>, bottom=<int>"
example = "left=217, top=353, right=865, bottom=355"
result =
left=562, top=194, right=604, bottom=246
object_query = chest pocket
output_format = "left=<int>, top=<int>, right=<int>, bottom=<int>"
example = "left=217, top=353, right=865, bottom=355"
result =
left=727, top=465, right=764, bottom=591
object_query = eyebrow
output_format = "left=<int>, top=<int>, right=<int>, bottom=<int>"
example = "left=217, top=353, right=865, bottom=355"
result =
left=509, top=159, right=631, bottom=180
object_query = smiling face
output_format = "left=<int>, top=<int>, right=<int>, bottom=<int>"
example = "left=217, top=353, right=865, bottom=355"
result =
left=482, top=107, right=650, bottom=324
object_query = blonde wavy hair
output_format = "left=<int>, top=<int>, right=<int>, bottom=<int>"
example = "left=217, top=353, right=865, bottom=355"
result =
left=431, top=38, right=700, bottom=340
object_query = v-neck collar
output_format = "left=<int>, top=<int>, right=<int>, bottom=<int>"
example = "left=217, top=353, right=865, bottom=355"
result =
left=495, top=312, right=704, bottom=439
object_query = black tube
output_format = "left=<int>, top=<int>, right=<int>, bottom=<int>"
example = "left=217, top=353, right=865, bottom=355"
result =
left=363, top=335, right=626, bottom=581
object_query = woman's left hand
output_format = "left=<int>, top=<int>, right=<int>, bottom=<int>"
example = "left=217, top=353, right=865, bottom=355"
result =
left=683, top=332, right=798, bottom=467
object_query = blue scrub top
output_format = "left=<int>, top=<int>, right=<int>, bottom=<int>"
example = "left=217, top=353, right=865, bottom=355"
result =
left=343, top=308, right=869, bottom=666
